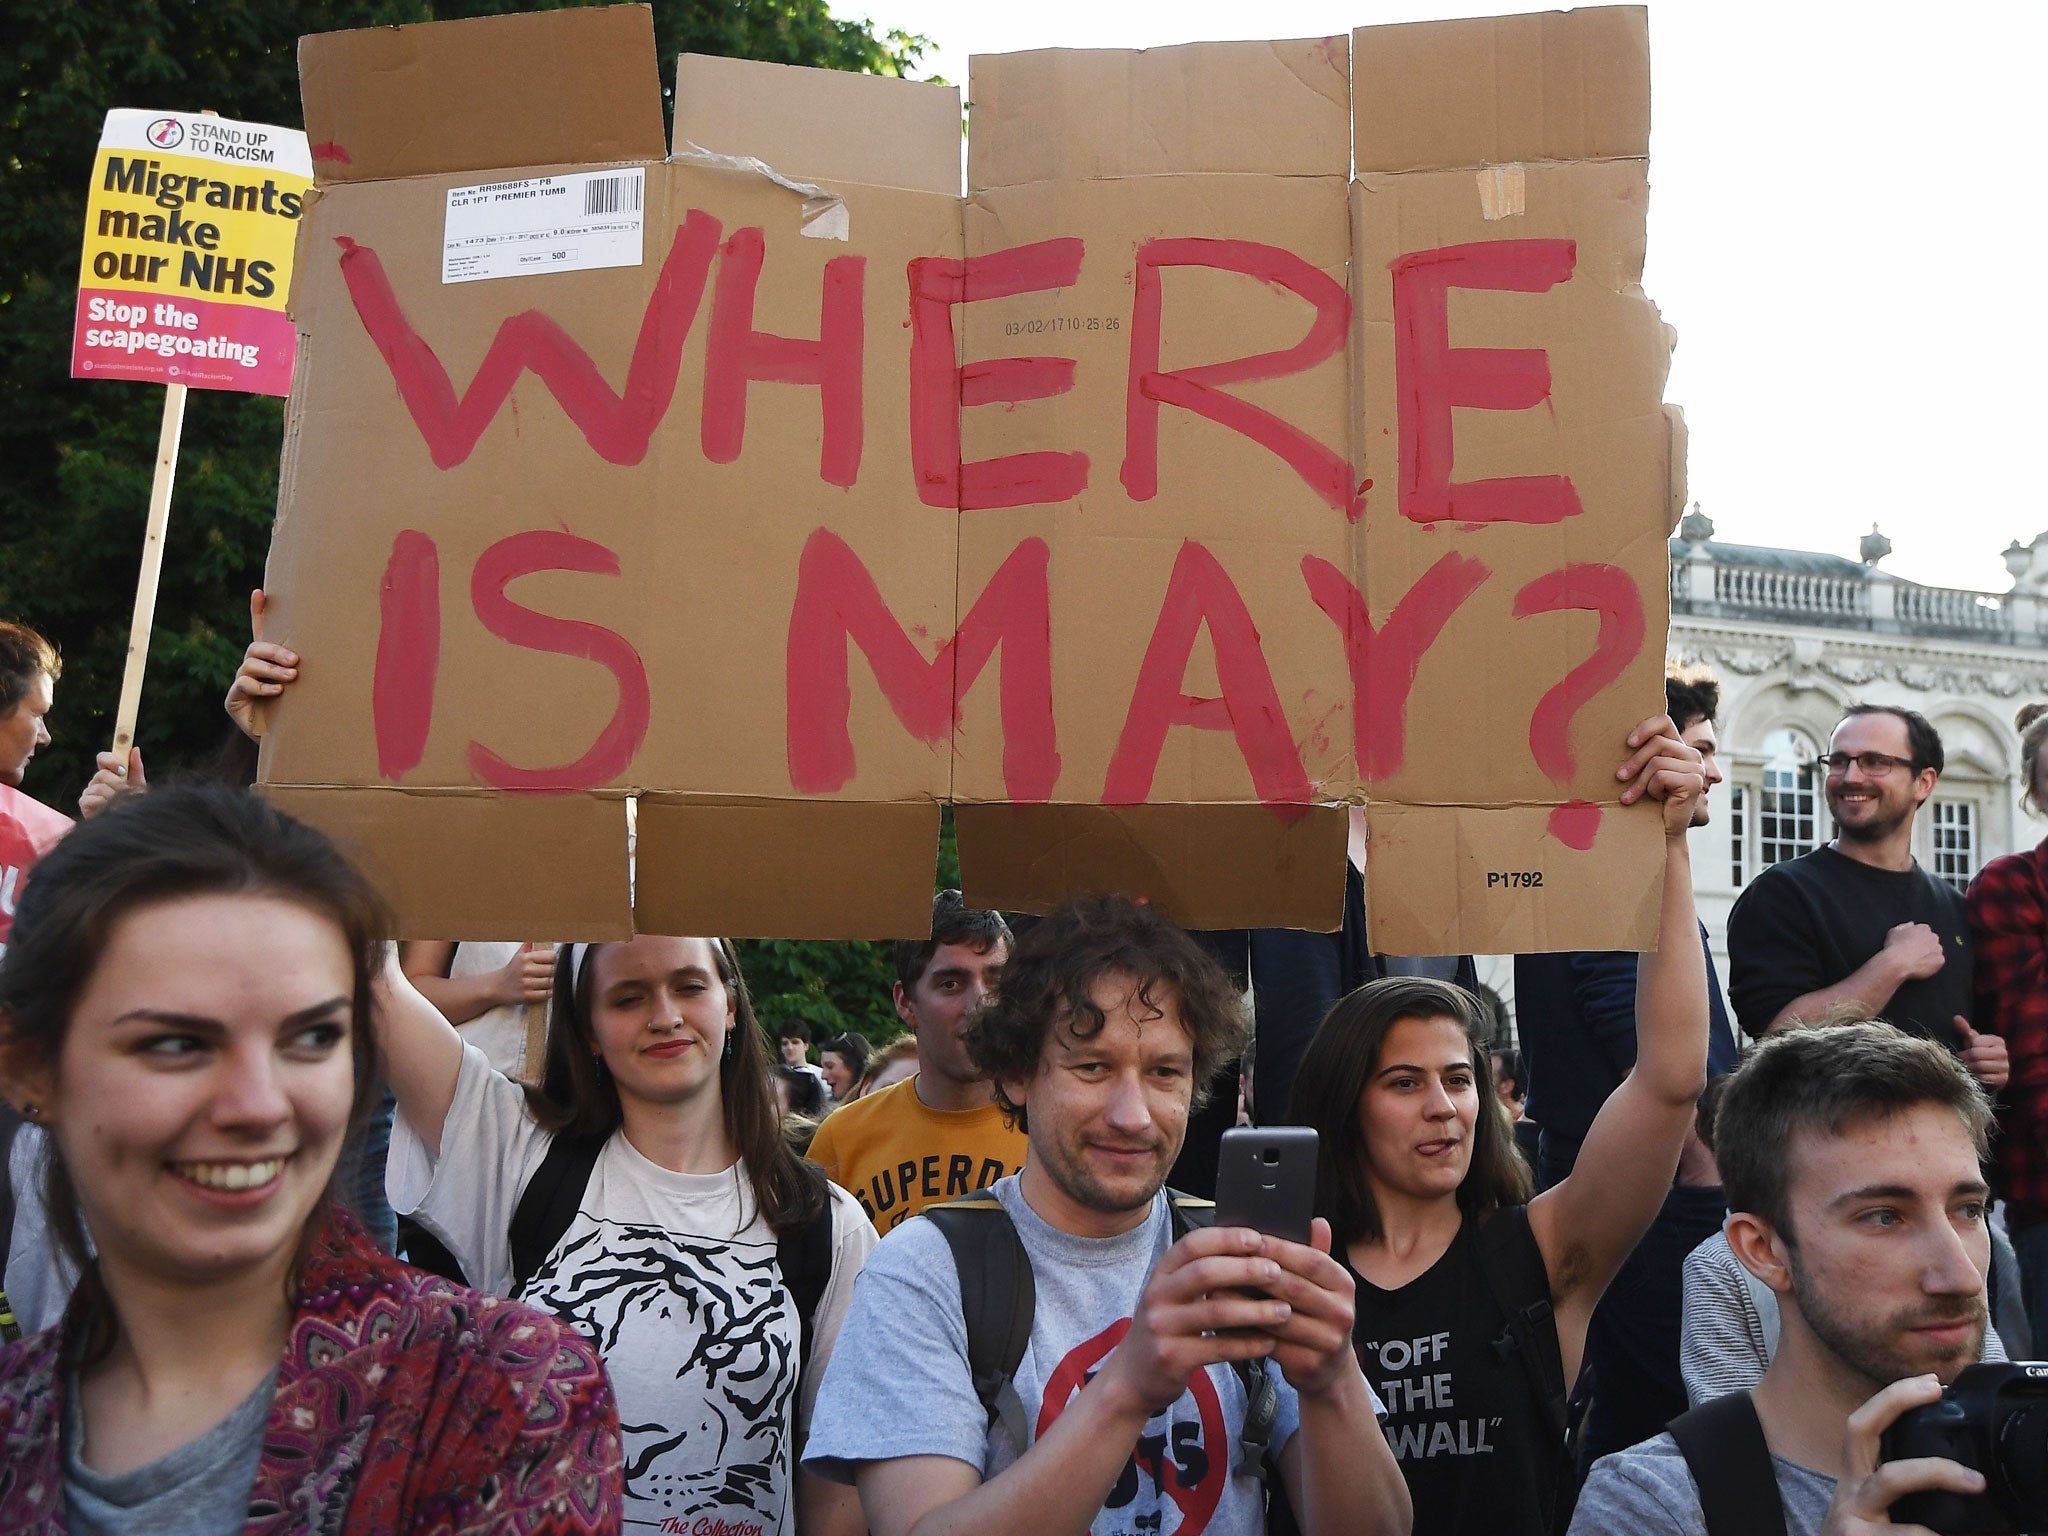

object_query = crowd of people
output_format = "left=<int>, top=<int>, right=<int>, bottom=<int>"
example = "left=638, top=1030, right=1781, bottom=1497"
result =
left=0, top=605, right=2039, bottom=1536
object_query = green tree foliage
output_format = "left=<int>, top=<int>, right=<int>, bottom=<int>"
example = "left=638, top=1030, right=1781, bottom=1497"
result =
left=2, top=0, right=436, bottom=803
left=739, top=936, right=902, bottom=1044
left=0, top=0, right=930, bottom=1020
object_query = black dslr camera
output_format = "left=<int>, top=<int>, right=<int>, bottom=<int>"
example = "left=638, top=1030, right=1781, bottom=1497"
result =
left=1879, top=1362, right=2048, bottom=1533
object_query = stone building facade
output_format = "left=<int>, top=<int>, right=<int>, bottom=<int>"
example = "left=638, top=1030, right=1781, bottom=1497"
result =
left=1668, top=509, right=2048, bottom=976
left=1481, top=510, right=2048, bottom=1015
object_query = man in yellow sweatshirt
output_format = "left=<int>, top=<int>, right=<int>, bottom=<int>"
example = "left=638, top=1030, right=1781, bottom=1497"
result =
left=808, top=890, right=1026, bottom=1230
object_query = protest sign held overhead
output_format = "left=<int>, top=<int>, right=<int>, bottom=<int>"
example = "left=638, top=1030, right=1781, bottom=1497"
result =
left=72, top=109, right=315, bottom=764
left=73, top=109, right=313, bottom=396
left=262, top=4, right=1684, bottom=950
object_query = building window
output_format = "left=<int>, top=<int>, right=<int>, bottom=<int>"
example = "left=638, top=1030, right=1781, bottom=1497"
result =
left=1758, top=729, right=1820, bottom=869
left=1729, top=785, right=1747, bottom=886
left=1931, top=800, right=1977, bottom=890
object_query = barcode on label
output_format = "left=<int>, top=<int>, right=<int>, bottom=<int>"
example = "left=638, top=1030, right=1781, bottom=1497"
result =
left=583, top=174, right=642, bottom=217
left=444, top=170, right=643, bottom=284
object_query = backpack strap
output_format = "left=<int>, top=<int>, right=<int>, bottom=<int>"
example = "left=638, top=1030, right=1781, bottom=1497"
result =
left=1471, top=1206, right=1569, bottom=1444
left=924, top=1195, right=1036, bottom=1456
left=926, top=1190, right=1279, bottom=1482
left=1667, top=1392, right=1789, bottom=1536
left=779, top=1162, right=837, bottom=1379
left=1471, top=1205, right=1584, bottom=1536
left=1169, top=1194, right=1277, bottom=1484
left=508, top=1130, right=607, bottom=1295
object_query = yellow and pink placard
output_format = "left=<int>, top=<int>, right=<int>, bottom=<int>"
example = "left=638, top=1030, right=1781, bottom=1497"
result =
left=72, top=109, right=311, bottom=397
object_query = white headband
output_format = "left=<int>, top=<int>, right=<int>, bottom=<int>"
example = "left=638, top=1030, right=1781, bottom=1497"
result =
left=563, top=939, right=729, bottom=993
left=567, top=942, right=598, bottom=993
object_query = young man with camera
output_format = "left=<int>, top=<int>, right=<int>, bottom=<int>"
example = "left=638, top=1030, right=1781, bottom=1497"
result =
left=1571, top=1020, right=2033, bottom=1536
left=804, top=893, right=1408, bottom=1536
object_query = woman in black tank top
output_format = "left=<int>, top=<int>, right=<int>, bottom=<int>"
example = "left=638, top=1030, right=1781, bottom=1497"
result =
left=1289, top=717, right=1711, bottom=1536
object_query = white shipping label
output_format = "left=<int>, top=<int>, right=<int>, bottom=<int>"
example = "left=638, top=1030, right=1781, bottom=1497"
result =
left=441, top=168, right=645, bottom=284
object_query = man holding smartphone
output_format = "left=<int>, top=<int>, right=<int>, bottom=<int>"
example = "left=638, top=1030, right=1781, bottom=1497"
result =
left=805, top=893, right=1409, bottom=1536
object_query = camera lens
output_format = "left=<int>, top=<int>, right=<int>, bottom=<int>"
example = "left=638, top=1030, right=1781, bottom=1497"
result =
left=1997, top=1400, right=2048, bottom=1517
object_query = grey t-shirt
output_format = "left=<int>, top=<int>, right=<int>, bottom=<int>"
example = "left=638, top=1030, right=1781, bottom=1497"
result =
left=1568, top=1431, right=1836, bottom=1536
left=806, top=1175, right=1342, bottom=1536
left=5, top=1123, right=81, bottom=1337
left=63, top=1371, right=274, bottom=1536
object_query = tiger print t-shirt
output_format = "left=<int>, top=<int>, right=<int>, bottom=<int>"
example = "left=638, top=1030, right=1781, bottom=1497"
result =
left=388, top=1043, right=877, bottom=1536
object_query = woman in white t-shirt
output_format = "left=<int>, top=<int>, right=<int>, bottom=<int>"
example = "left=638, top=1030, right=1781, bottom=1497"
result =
left=381, top=935, right=877, bottom=1536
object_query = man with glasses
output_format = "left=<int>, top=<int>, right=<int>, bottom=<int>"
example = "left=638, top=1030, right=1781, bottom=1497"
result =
left=1726, top=704, right=2008, bottom=1090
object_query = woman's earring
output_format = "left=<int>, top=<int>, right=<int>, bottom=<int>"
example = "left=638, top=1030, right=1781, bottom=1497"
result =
left=723, top=1035, right=733, bottom=1060
left=18, top=1103, right=36, bottom=1121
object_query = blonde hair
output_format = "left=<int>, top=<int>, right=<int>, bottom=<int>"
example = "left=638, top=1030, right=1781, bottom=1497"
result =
left=859, top=1033, right=918, bottom=1094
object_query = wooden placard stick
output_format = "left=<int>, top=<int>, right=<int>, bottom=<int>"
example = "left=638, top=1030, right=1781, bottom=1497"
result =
left=110, top=379, right=189, bottom=760
left=522, top=995, right=550, bottom=1087
left=107, top=106, right=222, bottom=765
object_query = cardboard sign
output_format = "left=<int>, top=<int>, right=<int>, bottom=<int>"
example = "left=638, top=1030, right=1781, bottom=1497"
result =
left=265, top=5, right=1682, bottom=948
left=0, top=786, right=73, bottom=955
left=72, top=109, right=313, bottom=396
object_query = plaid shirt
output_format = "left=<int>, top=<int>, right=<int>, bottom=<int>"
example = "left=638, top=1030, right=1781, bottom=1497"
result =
left=0, top=1210, right=622, bottom=1533
left=1967, top=841, right=2048, bottom=1223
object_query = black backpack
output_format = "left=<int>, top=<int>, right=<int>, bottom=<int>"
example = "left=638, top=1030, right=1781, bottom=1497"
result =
left=1667, top=1391, right=1788, bottom=1536
left=921, top=1190, right=1279, bottom=1481
left=507, top=1131, right=838, bottom=1373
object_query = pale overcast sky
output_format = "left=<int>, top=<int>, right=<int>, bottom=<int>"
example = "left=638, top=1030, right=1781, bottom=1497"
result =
left=855, top=1, right=2048, bottom=595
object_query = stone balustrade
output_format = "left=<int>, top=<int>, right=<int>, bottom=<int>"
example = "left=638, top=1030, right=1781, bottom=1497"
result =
left=1713, top=563, right=1870, bottom=620
left=1669, top=541, right=2037, bottom=643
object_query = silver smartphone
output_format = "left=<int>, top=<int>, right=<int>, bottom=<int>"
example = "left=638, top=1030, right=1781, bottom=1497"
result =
left=1212, top=1126, right=1318, bottom=1246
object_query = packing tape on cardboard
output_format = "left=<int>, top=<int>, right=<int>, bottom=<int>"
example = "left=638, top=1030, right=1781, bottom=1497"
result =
left=673, top=142, right=849, bottom=241
left=1477, top=162, right=1526, bottom=221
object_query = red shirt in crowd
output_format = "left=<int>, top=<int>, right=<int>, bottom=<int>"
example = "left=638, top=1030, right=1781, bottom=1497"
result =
left=1967, top=839, right=2048, bottom=1224
left=0, top=783, right=70, bottom=950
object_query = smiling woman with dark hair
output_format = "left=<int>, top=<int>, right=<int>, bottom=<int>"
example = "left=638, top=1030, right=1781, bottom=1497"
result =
left=819, top=1033, right=872, bottom=1103
left=1288, top=719, right=1710, bottom=1536
left=0, top=783, right=622, bottom=1533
